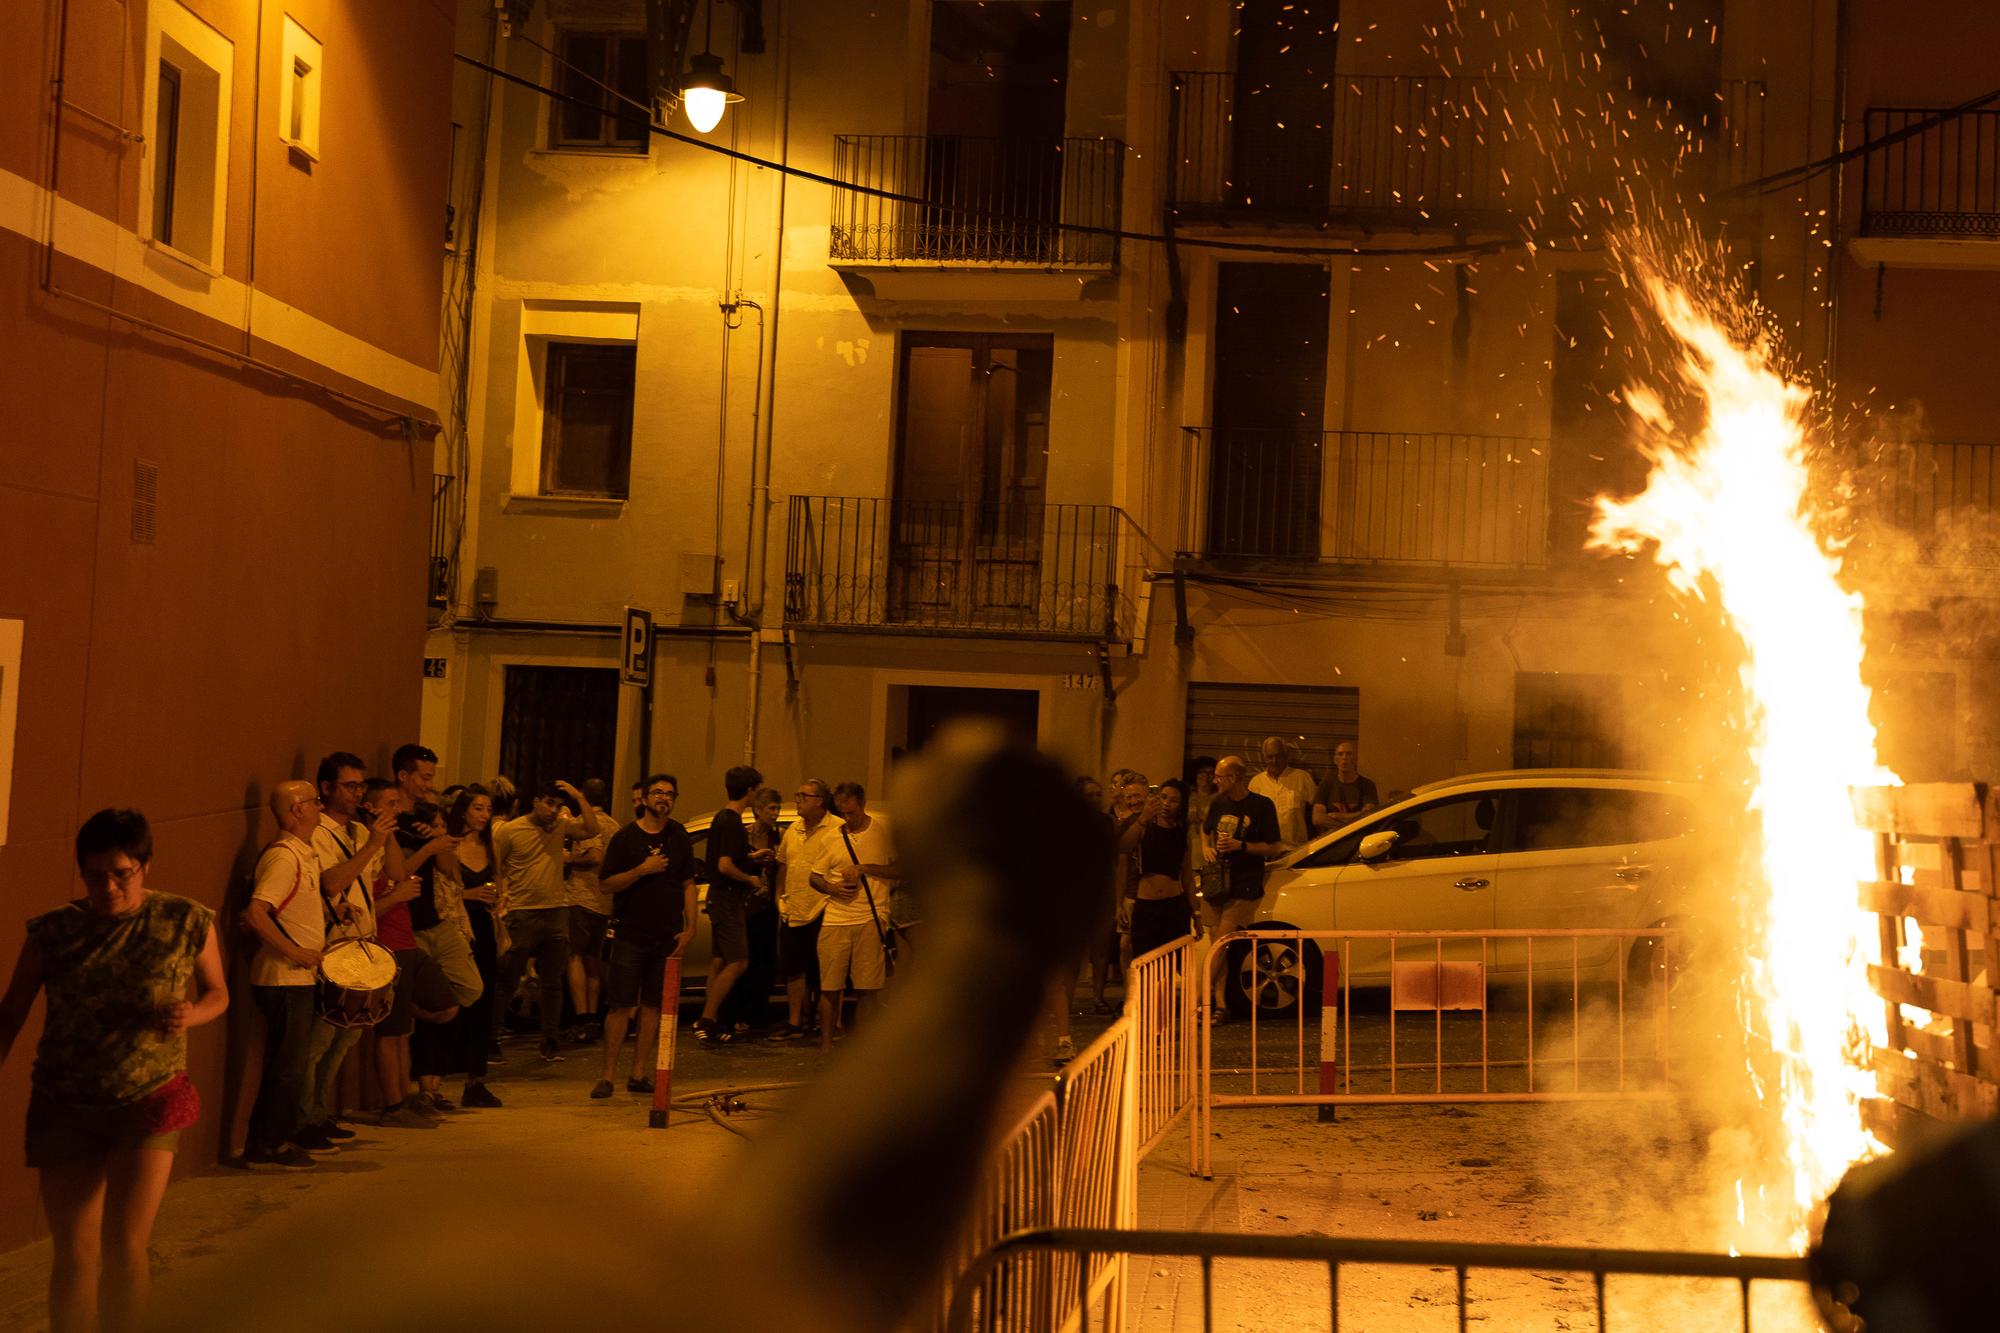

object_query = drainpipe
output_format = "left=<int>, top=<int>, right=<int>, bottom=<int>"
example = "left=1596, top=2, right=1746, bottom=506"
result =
left=739, top=0, right=791, bottom=765
left=1824, top=0, right=1850, bottom=376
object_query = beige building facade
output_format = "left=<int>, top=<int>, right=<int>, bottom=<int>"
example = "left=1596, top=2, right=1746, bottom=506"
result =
left=426, top=0, right=1991, bottom=815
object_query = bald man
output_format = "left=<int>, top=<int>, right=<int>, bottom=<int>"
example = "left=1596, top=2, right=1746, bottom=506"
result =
left=241, top=779, right=329, bottom=1170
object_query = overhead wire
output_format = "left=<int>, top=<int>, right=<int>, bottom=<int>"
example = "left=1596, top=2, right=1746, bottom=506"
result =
left=453, top=50, right=2000, bottom=266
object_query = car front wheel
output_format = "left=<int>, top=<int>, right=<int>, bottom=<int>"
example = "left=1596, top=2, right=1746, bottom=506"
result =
left=1223, top=929, right=1323, bottom=1018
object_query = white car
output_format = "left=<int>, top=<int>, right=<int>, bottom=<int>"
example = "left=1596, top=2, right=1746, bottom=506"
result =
left=1221, top=770, right=1713, bottom=1015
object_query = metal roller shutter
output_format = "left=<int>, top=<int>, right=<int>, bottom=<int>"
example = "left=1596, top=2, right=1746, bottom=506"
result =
left=1183, top=681, right=1360, bottom=782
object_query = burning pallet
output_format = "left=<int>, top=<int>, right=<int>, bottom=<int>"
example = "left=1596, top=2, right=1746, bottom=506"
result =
left=1851, top=782, right=2000, bottom=1145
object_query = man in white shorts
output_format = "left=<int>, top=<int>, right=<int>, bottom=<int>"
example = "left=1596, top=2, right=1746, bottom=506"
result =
left=809, top=782, right=898, bottom=1053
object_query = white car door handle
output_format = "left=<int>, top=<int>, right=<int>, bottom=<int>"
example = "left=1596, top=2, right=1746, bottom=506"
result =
left=1454, top=878, right=1490, bottom=890
left=1614, top=866, right=1651, bottom=882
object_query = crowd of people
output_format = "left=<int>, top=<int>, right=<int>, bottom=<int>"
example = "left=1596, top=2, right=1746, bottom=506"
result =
left=0, top=729, right=1376, bottom=1331
left=1079, top=736, right=1381, bottom=1042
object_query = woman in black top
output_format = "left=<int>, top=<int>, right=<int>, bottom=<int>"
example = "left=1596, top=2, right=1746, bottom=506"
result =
left=1121, top=779, right=1198, bottom=962
left=428, top=787, right=502, bottom=1109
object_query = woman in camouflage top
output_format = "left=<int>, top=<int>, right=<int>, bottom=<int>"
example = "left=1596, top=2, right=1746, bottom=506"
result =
left=0, top=808, right=227, bottom=1332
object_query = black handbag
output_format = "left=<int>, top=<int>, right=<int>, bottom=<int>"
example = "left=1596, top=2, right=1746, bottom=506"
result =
left=841, top=827, right=898, bottom=980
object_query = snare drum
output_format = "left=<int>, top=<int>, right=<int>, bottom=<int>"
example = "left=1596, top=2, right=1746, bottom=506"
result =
left=316, top=939, right=399, bottom=1029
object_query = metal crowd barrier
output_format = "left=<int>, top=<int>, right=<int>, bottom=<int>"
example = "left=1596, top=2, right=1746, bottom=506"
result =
left=1196, top=928, right=1679, bottom=1178
left=938, top=1020, right=1134, bottom=1333
left=944, top=1227, right=1814, bottom=1333
left=1126, top=936, right=1199, bottom=1161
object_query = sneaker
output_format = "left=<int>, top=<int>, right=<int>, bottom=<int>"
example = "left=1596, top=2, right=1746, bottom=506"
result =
left=772, top=1024, right=809, bottom=1042
left=539, top=1038, right=565, bottom=1063
left=317, top=1120, right=357, bottom=1141
left=1053, top=1036, right=1076, bottom=1065
left=590, top=1079, right=615, bottom=1100
left=426, top=1093, right=458, bottom=1113
left=626, top=1076, right=655, bottom=1095
left=242, top=1144, right=316, bottom=1171
left=409, top=1094, right=446, bottom=1120
left=377, top=1102, right=439, bottom=1130
left=291, top=1128, right=341, bottom=1156
left=692, top=1018, right=732, bottom=1045
left=460, top=1082, right=503, bottom=1109
left=566, top=1024, right=594, bottom=1046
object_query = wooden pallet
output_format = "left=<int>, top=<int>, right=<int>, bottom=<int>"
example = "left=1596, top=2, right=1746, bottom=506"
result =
left=1851, top=783, right=2000, bottom=1147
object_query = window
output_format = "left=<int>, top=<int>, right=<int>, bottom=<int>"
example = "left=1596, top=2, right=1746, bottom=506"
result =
left=279, top=16, right=323, bottom=160
left=1376, top=794, right=1496, bottom=862
left=1512, top=672, right=1624, bottom=769
left=540, top=343, right=636, bottom=499
left=551, top=30, right=649, bottom=151
left=1511, top=788, right=1694, bottom=853
left=143, top=2, right=233, bottom=268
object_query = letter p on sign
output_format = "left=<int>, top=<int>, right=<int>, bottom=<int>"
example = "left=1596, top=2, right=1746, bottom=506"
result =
left=621, top=607, right=653, bottom=687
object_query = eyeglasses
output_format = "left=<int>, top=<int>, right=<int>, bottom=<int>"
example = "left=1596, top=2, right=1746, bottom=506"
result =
left=795, top=791, right=823, bottom=800
left=333, top=780, right=366, bottom=792
left=83, top=865, right=144, bottom=890
left=648, top=789, right=678, bottom=800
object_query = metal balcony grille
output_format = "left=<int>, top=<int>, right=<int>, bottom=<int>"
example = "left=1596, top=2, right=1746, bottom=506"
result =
left=828, top=135, right=1123, bottom=268
left=1860, top=108, right=2000, bottom=238
left=784, top=497, right=1142, bottom=640
left=1180, top=428, right=1550, bottom=569
left=1168, top=72, right=1764, bottom=226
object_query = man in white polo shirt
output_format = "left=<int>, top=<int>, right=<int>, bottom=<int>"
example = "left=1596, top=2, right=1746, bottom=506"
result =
left=809, top=782, right=898, bottom=1053
left=242, top=779, right=328, bottom=1171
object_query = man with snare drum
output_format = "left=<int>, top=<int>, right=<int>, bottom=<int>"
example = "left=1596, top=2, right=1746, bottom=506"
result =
left=297, top=752, right=397, bottom=1154
left=241, top=781, right=329, bottom=1171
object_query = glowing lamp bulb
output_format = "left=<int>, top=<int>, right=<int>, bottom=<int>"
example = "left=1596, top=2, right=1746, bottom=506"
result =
left=681, top=52, right=740, bottom=135
left=684, top=86, right=726, bottom=133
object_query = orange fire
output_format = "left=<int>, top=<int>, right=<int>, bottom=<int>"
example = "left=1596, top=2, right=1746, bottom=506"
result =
left=1589, top=269, right=1893, bottom=1250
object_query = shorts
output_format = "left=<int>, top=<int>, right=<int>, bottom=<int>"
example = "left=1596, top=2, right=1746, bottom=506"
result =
left=379, top=947, right=458, bottom=1037
left=1200, top=896, right=1261, bottom=941
left=818, top=921, right=886, bottom=992
left=568, top=906, right=610, bottom=961
left=707, top=884, right=751, bottom=965
left=25, top=1083, right=191, bottom=1168
left=778, top=917, right=822, bottom=984
left=603, top=936, right=674, bottom=1011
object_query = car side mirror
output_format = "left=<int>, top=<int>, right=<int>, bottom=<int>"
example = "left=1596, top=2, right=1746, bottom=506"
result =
left=1358, top=831, right=1399, bottom=861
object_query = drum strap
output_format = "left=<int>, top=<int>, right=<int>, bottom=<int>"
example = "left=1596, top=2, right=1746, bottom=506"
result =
left=320, top=824, right=377, bottom=943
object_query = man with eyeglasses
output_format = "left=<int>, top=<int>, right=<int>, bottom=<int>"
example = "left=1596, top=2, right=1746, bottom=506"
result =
left=772, top=778, right=838, bottom=1042
left=294, top=752, right=400, bottom=1153
left=591, top=774, right=696, bottom=1098
left=241, top=780, right=329, bottom=1170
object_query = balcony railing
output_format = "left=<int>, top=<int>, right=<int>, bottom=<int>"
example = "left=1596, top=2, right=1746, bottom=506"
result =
left=1857, top=439, right=2000, bottom=568
left=829, top=135, right=1123, bottom=268
left=1179, top=428, right=1549, bottom=569
left=429, top=473, right=457, bottom=610
left=784, top=497, right=1144, bottom=639
left=1168, top=72, right=1764, bottom=226
left=1859, top=108, right=2000, bottom=239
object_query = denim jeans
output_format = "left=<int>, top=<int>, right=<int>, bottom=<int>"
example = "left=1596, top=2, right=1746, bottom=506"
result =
left=304, top=1019, right=366, bottom=1126
left=492, top=907, right=570, bottom=1044
left=248, top=985, right=319, bottom=1152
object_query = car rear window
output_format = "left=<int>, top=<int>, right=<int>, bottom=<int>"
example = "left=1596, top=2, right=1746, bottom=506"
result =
left=1510, top=788, right=1694, bottom=852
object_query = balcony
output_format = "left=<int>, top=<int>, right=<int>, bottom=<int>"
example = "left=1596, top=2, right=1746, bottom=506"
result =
left=1854, top=439, right=2000, bottom=571
left=429, top=473, right=457, bottom=611
left=784, top=497, right=1144, bottom=641
left=1178, top=428, right=1549, bottom=571
left=1168, top=73, right=1764, bottom=231
left=1854, top=109, right=2000, bottom=268
left=828, top=135, right=1123, bottom=269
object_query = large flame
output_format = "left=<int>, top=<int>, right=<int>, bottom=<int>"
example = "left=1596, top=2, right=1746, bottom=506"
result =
left=1589, top=272, right=1891, bottom=1249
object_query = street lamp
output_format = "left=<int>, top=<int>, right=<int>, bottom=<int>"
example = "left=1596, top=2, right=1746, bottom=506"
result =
left=680, top=49, right=741, bottom=134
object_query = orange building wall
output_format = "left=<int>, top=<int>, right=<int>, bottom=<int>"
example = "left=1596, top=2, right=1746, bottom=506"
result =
left=0, top=0, right=454, bottom=1249
left=1833, top=1, right=2000, bottom=436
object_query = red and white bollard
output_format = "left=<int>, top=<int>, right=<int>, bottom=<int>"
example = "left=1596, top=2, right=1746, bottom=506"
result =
left=648, top=954, right=681, bottom=1129
left=1316, top=949, right=1342, bottom=1123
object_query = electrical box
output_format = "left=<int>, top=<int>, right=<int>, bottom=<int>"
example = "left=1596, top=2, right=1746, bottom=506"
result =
left=679, top=553, right=717, bottom=597
left=474, top=565, right=499, bottom=610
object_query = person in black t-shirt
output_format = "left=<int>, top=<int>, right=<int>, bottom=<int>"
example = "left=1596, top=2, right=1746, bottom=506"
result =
left=1311, top=738, right=1381, bottom=832
left=590, top=774, right=696, bottom=1099
left=693, top=765, right=764, bottom=1045
left=1199, top=756, right=1282, bottom=1020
